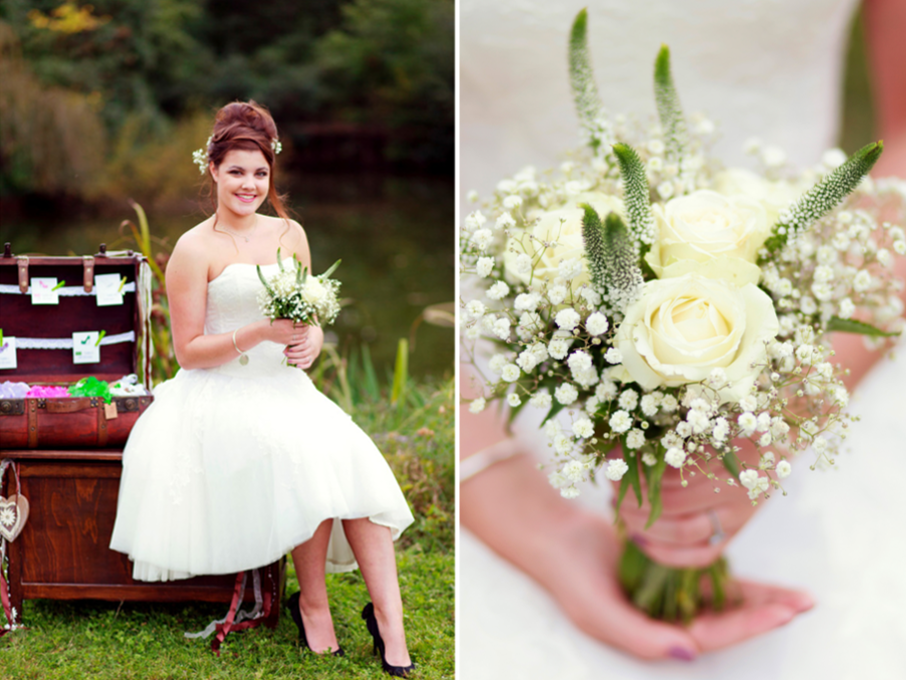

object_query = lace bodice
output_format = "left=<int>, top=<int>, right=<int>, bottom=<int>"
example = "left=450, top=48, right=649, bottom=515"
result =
left=204, top=259, right=292, bottom=376
left=461, top=0, right=860, bottom=196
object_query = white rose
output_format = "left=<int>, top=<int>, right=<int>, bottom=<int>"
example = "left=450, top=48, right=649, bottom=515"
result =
left=503, top=193, right=624, bottom=290
left=614, top=273, right=779, bottom=403
left=645, top=190, right=770, bottom=286
left=302, top=278, right=328, bottom=305
left=712, top=168, right=802, bottom=225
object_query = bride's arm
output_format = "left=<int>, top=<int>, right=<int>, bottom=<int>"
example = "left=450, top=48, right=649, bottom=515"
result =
left=864, top=0, right=906, bottom=181
left=284, top=219, right=324, bottom=369
left=167, top=233, right=295, bottom=369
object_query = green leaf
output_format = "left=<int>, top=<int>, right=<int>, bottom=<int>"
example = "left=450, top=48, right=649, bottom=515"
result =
left=276, top=246, right=284, bottom=271
left=505, top=390, right=530, bottom=428
left=618, top=540, right=648, bottom=593
left=612, top=143, right=656, bottom=247
left=321, top=258, right=342, bottom=279
left=568, top=9, right=604, bottom=149
left=826, top=316, right=901, bottom=337
left=653, top=45, right=687, bottom=164
left=721, top=449, right=741, bottom=478
left=539, top=400, right=567, bottom=427
left=391, top=338, right=409, bottom=406
left=643, top=445, right=667, bottom=529
left=256, top=264, right=274, bottom=296
left=761, top=141, right=884, bottom=257
left=616, top=473, right=631, bottom=516
left=622, top=436, right=643, bottom=508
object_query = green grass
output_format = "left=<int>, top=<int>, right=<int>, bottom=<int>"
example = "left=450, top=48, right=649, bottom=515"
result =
left=1, top=374, right=454, bottom=680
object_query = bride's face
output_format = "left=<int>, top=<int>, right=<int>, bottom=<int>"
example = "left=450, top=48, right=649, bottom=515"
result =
left=211, top=148, right=270, bottom=217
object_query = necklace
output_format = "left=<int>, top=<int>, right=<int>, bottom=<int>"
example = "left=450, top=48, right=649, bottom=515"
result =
left=217, top=215, right=259, bottom=243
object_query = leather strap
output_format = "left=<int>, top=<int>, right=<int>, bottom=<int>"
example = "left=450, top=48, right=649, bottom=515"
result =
left=17, top=256, right=28, bottom=293
left=27, top=400, right=37, bottom=448
left=45, top=398, right=92, bottom=414
left=82, top=256, right=94, bottom=293
left=96, top=399, right=108, bottom=447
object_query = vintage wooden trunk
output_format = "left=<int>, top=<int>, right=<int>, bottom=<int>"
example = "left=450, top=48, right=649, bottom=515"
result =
left=0, top=244, right=284, bottom=628
left=0, top=247, right=153, bottom=447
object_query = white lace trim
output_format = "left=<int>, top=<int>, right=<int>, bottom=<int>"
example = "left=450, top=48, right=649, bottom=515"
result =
left=14, top=331, right=136, bottom=349
left=0, top=283, right=137, bottom=296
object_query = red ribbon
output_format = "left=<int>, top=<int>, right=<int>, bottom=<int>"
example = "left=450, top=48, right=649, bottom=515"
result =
left=209, top=569, right=274, bottom=656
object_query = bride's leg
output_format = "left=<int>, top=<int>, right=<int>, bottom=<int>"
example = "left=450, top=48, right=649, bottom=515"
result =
left=290, top=518, right=340, bottom=653
left=342, top=518, right=412, bottom=666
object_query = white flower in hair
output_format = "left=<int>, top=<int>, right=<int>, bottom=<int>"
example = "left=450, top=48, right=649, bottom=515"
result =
left=271, top=138, right=282, bottom=155
left=192, top=135, right=213, bottom=174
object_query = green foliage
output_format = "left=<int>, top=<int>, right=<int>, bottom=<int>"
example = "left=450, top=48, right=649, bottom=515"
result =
left=761, top=141, right=884, bottom=256
left=2, top=0, right=453, bottom=203
left=642, top=445, right=667, bottom=529
left=653, top=45, right=687, bottom=165
left=1, top=548, right=453, bottom=678
left=580, top=205, right=643, bottom=312
left=117, top=200, right=178, bottom=385
left=5, top=0, right=207, bottom=132
left=612, top=142, right=656, bottom=247
left=0, top=21, right=106, bottom=196
left=619, top=540, right=731, bottom=624
left=568, top=8, right=603, bottom=148
left=101, top=110, right=212, bottom=206
left=391, top=337, right=409, bottom=406
left=315, top=0, right=454, bottom=165
left=826, top=316, right=901, bottom=337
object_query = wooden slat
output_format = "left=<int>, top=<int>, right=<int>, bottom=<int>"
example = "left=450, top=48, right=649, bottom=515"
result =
left=3, top=449, right=123, bottom=461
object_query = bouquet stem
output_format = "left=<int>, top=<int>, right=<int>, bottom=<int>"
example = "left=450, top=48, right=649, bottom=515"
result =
left=618, top=540, right=732, bottom=624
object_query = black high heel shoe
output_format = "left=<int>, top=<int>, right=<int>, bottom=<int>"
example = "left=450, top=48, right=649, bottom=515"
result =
left=286, top=592, right=345, bottom=656
left=361, top=602, right=415, bottom=677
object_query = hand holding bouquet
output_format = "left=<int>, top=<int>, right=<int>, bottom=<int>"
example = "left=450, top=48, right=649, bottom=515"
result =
left=460, top=10, right=905, bottom=623
left=257, top=249, right=341, bottom=366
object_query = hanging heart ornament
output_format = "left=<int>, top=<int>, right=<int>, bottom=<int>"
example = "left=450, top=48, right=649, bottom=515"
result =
left=0, top=494, right=29, bottom=542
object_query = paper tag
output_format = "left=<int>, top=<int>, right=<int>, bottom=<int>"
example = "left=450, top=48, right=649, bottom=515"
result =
left=104, top=401, right=118, bottom=420
left=0, top=336, right=17, bottom=370
left=73, top=332, right=101, bottom=364
left=95, top=273, right=125, bottom=306
left=31, top=278, right=60, bottom=305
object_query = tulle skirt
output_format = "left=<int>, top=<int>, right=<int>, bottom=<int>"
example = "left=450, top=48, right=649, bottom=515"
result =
left=109, top=360, right=414, bottom=582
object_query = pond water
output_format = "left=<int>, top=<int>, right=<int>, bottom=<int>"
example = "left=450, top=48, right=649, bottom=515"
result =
left=1, top=174, right=454, bottom=381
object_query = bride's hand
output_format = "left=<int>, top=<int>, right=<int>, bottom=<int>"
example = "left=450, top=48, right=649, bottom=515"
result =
left=462, top=449, right=812, bottom=661
left=552, top=509, right=813, bottom=660
left=284, top=324, right=324, bottom=369
left=612, top=439, right=767, bottom=568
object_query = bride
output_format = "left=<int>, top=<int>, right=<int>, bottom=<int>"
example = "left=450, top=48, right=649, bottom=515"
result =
left=110, top=101, right=414, bottom=675
left=459, top=0, right=906, bottom=676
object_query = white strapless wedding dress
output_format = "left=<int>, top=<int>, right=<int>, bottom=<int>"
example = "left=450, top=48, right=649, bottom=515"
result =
left=110, top=260, right=414, bottom=581
left=461, top=1, right=906, bottom=677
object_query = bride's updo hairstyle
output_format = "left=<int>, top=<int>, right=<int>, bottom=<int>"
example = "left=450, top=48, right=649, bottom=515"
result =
left=204, top=100, right=291, bottom=225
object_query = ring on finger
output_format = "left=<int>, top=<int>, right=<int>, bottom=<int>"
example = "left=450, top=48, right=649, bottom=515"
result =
left=707, top=509, right=726, bottom=545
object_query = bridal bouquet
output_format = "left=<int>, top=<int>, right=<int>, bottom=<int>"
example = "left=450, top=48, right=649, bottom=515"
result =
left=460, top=10, right=905, bottom=622
left=257, top=249, right=342, bottom=328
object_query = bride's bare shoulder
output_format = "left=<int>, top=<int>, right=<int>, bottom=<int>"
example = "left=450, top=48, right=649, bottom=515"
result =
left=169, top=217, right=217, bottom=272
left=260, top=214, right=306, bottom=241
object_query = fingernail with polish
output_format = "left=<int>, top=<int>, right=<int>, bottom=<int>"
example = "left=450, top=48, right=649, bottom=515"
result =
left=668, top=646, right=696, bottom=662
left=630, top=533, right=648, bottom=547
